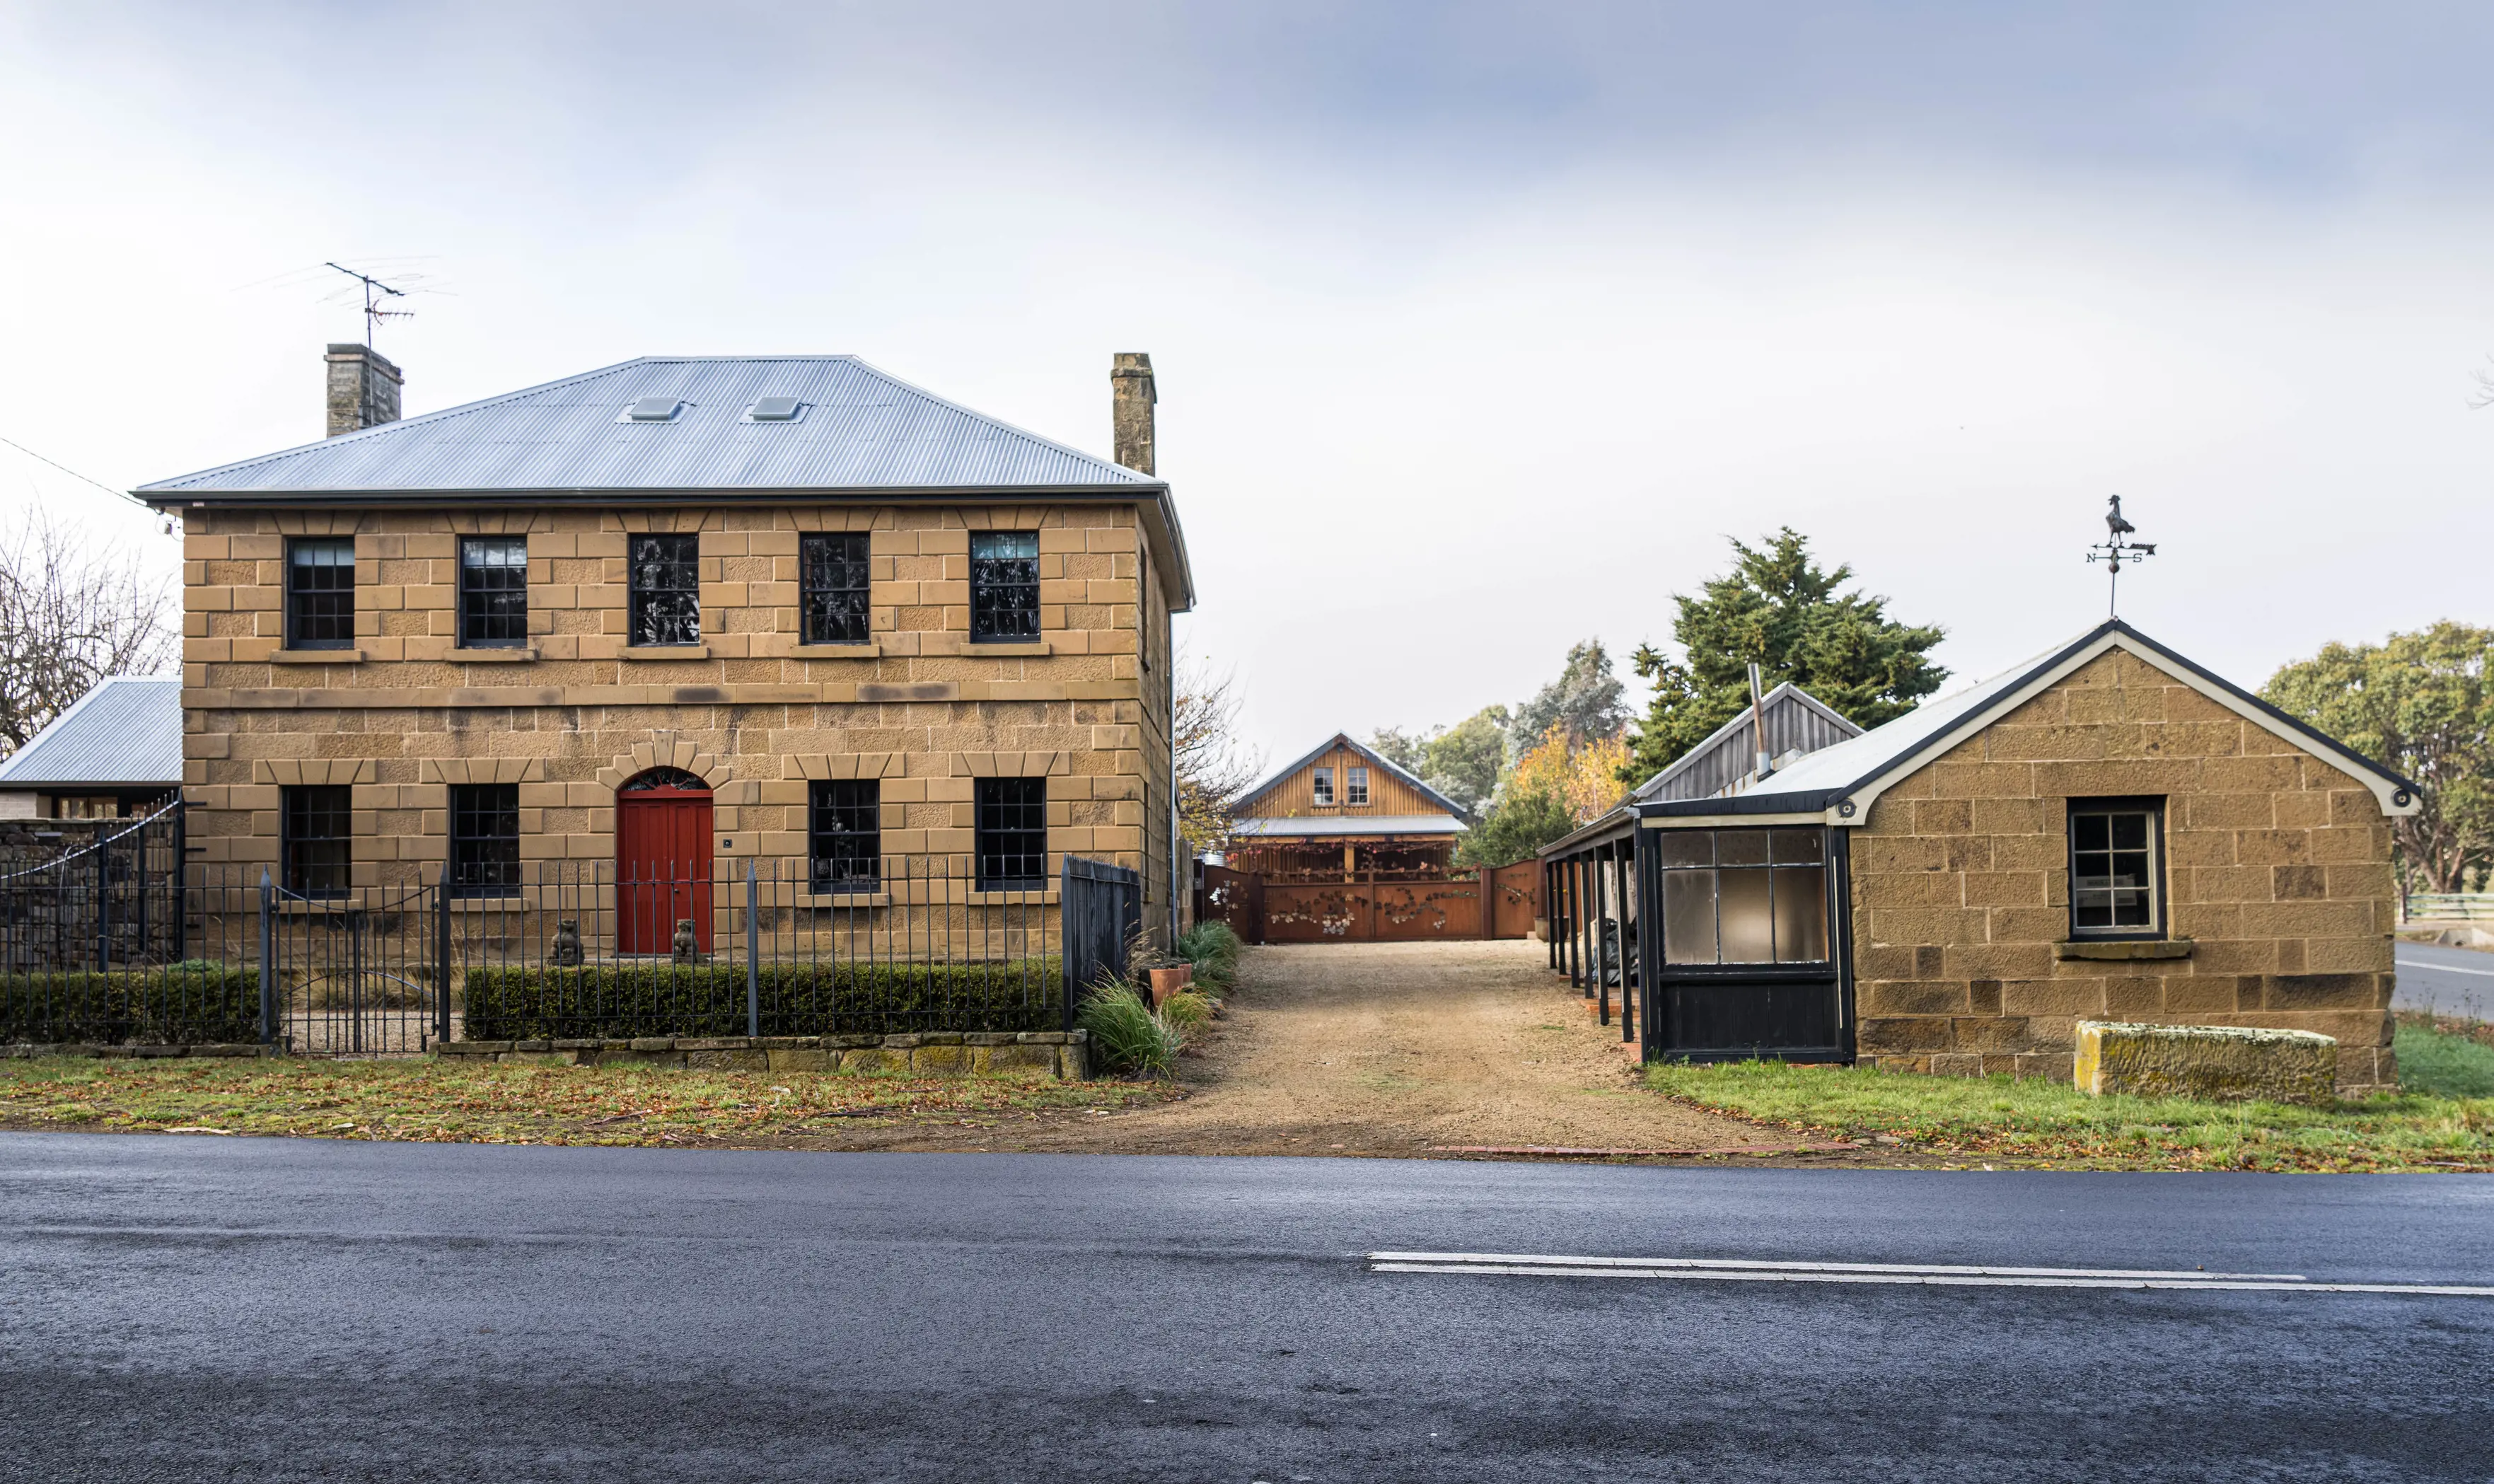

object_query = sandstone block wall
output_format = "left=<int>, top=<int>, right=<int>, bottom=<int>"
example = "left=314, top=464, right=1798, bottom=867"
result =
left=1848, top=649, right=2398, bottom=1094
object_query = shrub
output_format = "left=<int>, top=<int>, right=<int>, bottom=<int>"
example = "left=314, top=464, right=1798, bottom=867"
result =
left=1173, top=920, right=1243, bottom=990
left=1158, top=987, right=1215, bottom=1033
left=462, top=959, right=1062, bottom=1041
left=1078, top=981, right=1181, bottom=1077
left=0, top=963, right=262, bottom=1045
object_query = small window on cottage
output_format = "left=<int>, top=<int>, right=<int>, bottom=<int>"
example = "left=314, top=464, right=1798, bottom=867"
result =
left=800, top=532, right=871, bottom=645
left=449, top=783, right=520, bottom=898
left=2069, top=798, right=2163, bottom=937
left=1311, top=767, right=1334, bottom=807
left=286, top=537, right=355, bottom=649
left=1345, top=767, right=1369, bottom=806
left=809, top=779, right=881, bottom=892
left=282, top=784, right=352, bottom=898
left=975, top=777, right=1048, bottom=890
left=458, top=536, right=528, bottom=649
left=1655, top=828, right=1828, bottom=966
left=969, top=531, right=1040, bottom=642
left=629, top=533, right=700, bottom=647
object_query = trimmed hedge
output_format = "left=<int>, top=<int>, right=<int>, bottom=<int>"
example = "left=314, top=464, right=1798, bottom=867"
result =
left=0, top=963, right=262, bottom=1045
left=461, top=960, right=1065, bottom=1041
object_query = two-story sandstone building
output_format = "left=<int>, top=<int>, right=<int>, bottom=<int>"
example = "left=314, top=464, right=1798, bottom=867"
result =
left=137, top=348, right=1190, bottom=943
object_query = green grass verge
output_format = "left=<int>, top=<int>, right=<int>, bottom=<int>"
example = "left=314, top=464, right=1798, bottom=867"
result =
left=1646, top=1026, right=2494, bottom=1171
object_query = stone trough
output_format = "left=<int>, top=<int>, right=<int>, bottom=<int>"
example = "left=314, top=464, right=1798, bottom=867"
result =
left=2072, top=1020, right=2337, bottom=1105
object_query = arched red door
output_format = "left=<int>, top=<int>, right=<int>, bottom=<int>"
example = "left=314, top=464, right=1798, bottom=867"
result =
left=617, top=768, right=714, bottom=954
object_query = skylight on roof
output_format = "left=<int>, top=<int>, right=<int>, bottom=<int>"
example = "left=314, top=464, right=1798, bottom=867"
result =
left=622, top=397, right=685, bottom=422
left=746, top=397, right=805, bottom=422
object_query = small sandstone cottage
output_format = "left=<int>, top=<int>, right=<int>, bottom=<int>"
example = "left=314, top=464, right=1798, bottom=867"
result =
left=1543, top=622, right=2415, bottom=1094
left=137, top=347, right=1192, bottom=941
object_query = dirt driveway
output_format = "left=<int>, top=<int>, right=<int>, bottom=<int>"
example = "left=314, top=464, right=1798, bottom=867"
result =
left=982, top=939, right=1798, bottom=1157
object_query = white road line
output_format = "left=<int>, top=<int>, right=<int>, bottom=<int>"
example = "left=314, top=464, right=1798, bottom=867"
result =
left=1367, top=1251, right=2307, bottom=1281
left=2396, top=954, right=2494, bottom=979
left=1366, top=1262, right=2494, bottom=1296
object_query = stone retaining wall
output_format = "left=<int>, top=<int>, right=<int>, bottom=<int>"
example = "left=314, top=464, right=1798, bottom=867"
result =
left=1, top=1043, right=274, bottom=1060
left=438, top=1030, right=1089, bottom=1079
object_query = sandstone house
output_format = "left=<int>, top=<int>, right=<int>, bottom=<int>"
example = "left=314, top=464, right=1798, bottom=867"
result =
left=137, top=348, right=1192, bottom=948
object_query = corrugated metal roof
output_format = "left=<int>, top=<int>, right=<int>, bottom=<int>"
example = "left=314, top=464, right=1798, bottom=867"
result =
left=1231, top=814, right=1466, bottom=838
left=0, top=676, right=182, bottom=787
left=137, top=356, right=1161, bottom=497
left=1632, top=682, right=1864, bottom=804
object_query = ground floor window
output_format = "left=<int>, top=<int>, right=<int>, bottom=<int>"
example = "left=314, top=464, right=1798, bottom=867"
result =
left=451, top=783, right=520, bottom=897
left=282, top=784, right=352, bottom=897
left=1656, top=828, right=1828, bottom=966
left=2068, top=797, right=2163, bottom=937
left=975, top=777, right=1048, bottom=890
left=810, top=779, right=881, bottom=891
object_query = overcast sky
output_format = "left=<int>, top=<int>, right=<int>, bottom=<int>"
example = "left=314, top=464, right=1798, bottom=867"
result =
left=3, top=2, right=2490, bottom=773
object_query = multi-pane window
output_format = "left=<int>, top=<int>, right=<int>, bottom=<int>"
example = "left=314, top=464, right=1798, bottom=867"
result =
left=629, top=533, right=700, bottom=647
left=282, top=784, right=352, bottom=898
left=800, top=532, right=871, bottom=645
left=1311, top=767, right=1335, bottom=806
left=1657, top=828, right=1829, bottom=966
left=449, top=783, right=520, bottom=898
left=809, top=779, right=881, bottom=891
left=975, top=777, right=1048, bottom=890
left=968, top=531, right=1040, bottom=642
left=2070, top=799, right=2162, bottom=937
left=286, top=538, right=355, bottom=649
left=1346, top=767, right=1369, bottom=806
left=458, top=536, right=528, bottom=648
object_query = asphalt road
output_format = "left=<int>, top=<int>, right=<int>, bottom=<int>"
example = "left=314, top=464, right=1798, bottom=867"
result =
left=4, top=1136, right=2492, bottom=1483
left=2396, top=941, right=2494, bottom=1019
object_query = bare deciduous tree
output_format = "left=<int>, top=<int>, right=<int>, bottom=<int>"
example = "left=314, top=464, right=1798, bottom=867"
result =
left=1173, top=654, right=1260, bottom=860
left=0, top=511, right=178, bottom=755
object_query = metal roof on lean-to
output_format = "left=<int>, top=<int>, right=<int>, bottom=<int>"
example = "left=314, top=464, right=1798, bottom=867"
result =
left=0, top=676, right=182, bottom=789
left=1231, top=815, right=1466, bottom=839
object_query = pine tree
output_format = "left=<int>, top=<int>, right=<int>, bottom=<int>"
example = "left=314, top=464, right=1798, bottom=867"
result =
left=1623, top=529, right=1947, bottom=782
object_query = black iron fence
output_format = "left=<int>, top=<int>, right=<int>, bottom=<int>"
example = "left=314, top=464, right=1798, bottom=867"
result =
left=0, top=805, right=1142, bottom=1055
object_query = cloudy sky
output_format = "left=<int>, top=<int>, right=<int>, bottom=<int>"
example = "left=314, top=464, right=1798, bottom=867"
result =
left=3, top=2, right=2490, bottom=771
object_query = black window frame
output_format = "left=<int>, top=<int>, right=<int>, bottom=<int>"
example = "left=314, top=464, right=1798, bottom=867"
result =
left=281, top=784, right=352, bottom=898
left=449, top=782, right=521, bottom=898
left=285, top=537, right=356, bottom=650
left=458, top=535, right=530, bottom=649
left=968, top=531, right=1040, bottom=644
left=799, top=531, right=872, bottom=646
left=1652, top=827, right=1833, bottom=968
left=629, top=533, right=701, bottom=647
left=975, top=777, right=1048, bottom=891
left=809, top=779, right=882, bottom=893
left=2067, top=796, right=2167, bottom=940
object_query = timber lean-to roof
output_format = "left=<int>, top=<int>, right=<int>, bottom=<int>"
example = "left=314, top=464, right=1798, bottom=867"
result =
left=0, top=677, right=182, bottom=789
left=1636, top=619, right=2423, bottom=823
left=1235, top=733, right=1470, bottom=821
left=135, top=354, right=1194, bottom=608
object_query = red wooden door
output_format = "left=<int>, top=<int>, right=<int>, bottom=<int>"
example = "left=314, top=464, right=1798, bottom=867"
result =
left=617, top=770, right=714, bottom=954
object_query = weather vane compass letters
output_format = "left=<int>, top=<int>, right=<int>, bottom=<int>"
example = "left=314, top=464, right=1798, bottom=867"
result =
left=2084, top=495, right=2156, bottom=618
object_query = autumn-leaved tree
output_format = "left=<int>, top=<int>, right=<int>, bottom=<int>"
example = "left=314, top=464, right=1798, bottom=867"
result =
left=0, top=511, right=177, bottom=755
left=1624, top=529, right=1946, bottom=783
left=2261, top=622, right=2494, bottom=893
left=1456, top=724, right=1630, bottom=867
left=1173, top=656, right=1262, bottom=859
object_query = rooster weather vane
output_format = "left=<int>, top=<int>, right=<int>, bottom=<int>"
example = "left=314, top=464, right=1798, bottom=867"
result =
left=2085, top=495, right=2156, bottom=618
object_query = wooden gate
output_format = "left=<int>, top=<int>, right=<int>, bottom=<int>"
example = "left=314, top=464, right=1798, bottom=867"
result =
left=1203, top=863, right=1541, bottom=944
left=616, top=769, right=713, bottom=954
left=1485, top=860, right=1541, bottom=938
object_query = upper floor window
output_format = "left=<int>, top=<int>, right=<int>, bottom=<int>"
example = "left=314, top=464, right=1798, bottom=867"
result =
left=1311, top=767, right=1334, bottom=807
left=975, top=777, right=1048, bottom=890
left=449, top=782, right=520, bottom=898
left=969, top=531, right=1040, bottom=642
left=1345, top=766, right=1369, bottom=806
left=458, top=536, right=528, bottom=649
left=286, top=538, right=354, bottom=649
left=630, top=533, right=700, bottom=647
left=809, top=779, right=881, bottom=892
left=1657, top=828, right=1828, bottom=966
left=2069, top=798, right=2163, bottom=938
left=281, top=784, right=351, bottom=898
left=801, top=532, right=871, bottom=645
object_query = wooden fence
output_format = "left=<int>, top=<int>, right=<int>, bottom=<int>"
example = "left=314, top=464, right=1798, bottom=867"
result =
left=1196, top=860, right=1541, bottom=944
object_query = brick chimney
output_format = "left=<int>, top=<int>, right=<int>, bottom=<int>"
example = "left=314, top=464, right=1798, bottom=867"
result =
left=1110, top=352, right=1155, bottom=475
left=325, top=343, right=403, bottom=438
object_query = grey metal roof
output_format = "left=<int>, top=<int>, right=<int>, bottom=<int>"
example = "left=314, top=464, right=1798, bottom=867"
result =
left=138, top=356, right=1160, bottom=497
left=1632, top=681, right=1864, bottom=804
left=0, top=676, right=182, bottom=788
left=1231, top=814, right=1466, bottom=838
left=1236, top=733, right=1471, bottom=820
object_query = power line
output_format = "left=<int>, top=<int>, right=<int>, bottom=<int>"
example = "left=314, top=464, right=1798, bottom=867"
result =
left=0, top=432, right=148, bottom=510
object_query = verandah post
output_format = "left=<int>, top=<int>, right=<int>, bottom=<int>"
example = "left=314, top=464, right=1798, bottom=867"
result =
left=745, top=859, right=761, bottom=1040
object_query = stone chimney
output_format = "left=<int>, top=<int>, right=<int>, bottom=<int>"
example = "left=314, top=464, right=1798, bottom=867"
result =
left=1110, top=352, right=1156, bottom=475
left=325, top=343, right=403, bottom=438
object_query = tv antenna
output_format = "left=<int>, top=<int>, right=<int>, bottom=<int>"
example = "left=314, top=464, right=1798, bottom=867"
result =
left=325, top=262, right=414, bottom=349
left=2084, top=494, right=2157, bottom=618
